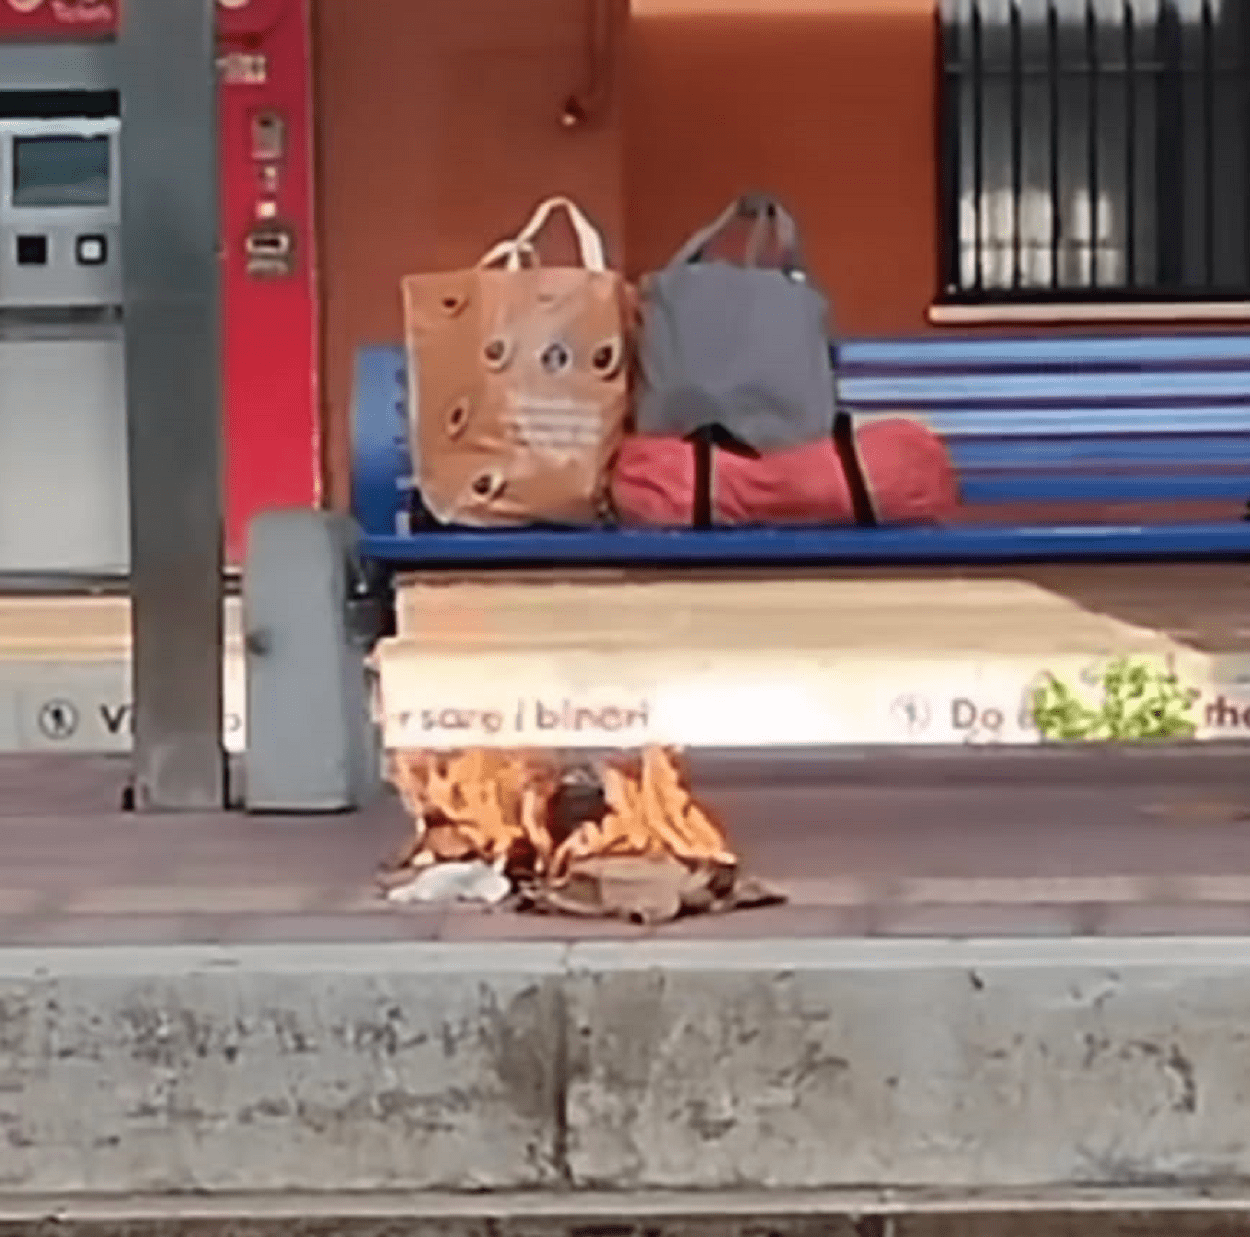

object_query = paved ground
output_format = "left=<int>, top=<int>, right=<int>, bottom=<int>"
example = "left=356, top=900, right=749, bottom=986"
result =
left=5, top=746, right=1250, bottom=946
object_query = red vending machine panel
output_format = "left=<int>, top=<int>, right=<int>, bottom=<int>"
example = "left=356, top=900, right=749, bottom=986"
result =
left=0, top=0, right=321, bottom=564
left=0, top=0, right=115, bottom=33
left=216, top=0, right=321, bottom=561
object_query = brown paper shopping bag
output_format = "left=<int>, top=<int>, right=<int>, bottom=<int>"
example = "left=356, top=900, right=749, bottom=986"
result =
left=402, top=197, right=631, bottom=527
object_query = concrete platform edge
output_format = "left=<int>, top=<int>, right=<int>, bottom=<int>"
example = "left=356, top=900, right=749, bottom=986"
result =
left=8, top=937, right=1250, bottom=1197
left=8, top=934, right=1250, bottom=975
left=9, top=1186, right=1250, bottom=1223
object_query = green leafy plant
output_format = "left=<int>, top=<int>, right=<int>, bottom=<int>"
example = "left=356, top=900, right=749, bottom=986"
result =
left=1031, top=656, right=1199, bottom=742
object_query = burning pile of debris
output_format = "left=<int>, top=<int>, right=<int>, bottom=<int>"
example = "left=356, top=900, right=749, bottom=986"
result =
left=380, top=746, right=783, bottom=924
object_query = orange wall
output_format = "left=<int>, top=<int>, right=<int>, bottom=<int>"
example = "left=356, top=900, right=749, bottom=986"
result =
left=626, top=0, right=938, bottom=335
left=313, top=0, right=938, bottom=504
left=313, top=0, right=628, bottom=507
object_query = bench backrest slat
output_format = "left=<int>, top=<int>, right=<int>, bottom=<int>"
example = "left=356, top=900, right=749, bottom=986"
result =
left=953, top=433, right=1250, bottom=468
left=838, top=334, right=1250, bottom=456
left=964, top=474, right=1250, bottom=503
left=855, top=406, right=1250, bottom=437
left=839, top=334, right=1250, bottom=370
left=841, top=371, right=1250, bottom=407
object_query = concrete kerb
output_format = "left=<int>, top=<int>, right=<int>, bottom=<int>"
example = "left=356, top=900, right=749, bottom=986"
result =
left=6, top=938, right=1250, bottom=1197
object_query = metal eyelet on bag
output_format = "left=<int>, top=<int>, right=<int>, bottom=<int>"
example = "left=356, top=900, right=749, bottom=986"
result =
left=539, top=341, right=572, bottom=375
left=590, top=337, right=624, bottom=380
left=445, top=397, right=471, bottom=439
left=483, top=336, right=514, bottom=371
left=470, top=470, right=506, bottom=503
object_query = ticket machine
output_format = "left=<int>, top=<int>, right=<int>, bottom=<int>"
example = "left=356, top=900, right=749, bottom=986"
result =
left=0, top=0, right=319, bottom=574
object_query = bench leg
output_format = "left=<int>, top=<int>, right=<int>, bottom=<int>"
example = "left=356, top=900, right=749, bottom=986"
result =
left=242, top=509, right=382, bottom=813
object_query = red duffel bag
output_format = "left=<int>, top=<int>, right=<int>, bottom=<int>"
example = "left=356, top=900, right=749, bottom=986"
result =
left=611, top=416, right=960, bottom=527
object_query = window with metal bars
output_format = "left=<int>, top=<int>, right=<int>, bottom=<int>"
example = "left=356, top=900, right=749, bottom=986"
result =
left=939, top=0, right=1250, bottom=301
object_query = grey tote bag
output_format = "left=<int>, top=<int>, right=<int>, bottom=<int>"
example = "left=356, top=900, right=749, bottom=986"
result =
left=634, top=194, right=837, bottom=453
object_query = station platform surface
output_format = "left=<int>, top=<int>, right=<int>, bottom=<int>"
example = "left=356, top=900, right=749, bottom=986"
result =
left=389, top=561, right=1250, bottom=654
left=6, top=745, right=1250, bottom=946
left=5, top=567, right=1250, bottom=1203
left=5, top=747, right=1250, bottom=1202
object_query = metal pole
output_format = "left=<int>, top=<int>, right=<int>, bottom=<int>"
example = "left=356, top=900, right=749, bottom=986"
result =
left=120, top=0, right=226, bottom=810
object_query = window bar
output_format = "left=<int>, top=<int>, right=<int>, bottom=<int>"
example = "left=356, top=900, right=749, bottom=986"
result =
left=1010, top=0, right=1024, bottom=288
left=1086, top=0, right=1100, bottom=288
left=1201, top=0, right=1215, bottom=286
left=972, top=0, right=985, bottom=291
left=1244, top=0, right=1250, bottom=289
left=1124, top=0, right=1136, bottom=288
left=1155, top=0, right=1183, bottom=288
left=1048, top=0, right=1061, bottom=289
left=940, top=3, right=963, bottom=294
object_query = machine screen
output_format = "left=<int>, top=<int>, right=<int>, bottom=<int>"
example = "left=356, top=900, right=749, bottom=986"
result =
left=12, top=135, right=110, bottom=208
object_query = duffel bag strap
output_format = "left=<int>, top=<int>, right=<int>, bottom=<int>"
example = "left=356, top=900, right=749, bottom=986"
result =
left=690, top=427, right=714, bottom=529
left=831, top=407, right=878, bottom=528
left=828, top=337, right=877, bottom=528
left=685, top=424, right=760, bottom=529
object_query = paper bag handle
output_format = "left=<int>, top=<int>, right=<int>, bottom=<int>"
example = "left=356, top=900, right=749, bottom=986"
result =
left=477, top=238, right=541, bottom=272
left=480, top=196, right=608, bottom=272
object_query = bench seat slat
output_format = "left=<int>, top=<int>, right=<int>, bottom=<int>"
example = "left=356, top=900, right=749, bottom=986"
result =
left=360, top=522, right=1250, bottom=567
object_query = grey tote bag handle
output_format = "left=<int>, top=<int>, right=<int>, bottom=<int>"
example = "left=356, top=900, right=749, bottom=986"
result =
left=669, top=193, right=805, bottom=274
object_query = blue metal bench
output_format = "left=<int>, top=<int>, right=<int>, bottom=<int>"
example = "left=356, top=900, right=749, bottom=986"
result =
left=351, top=333, right=1250, bottom=566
